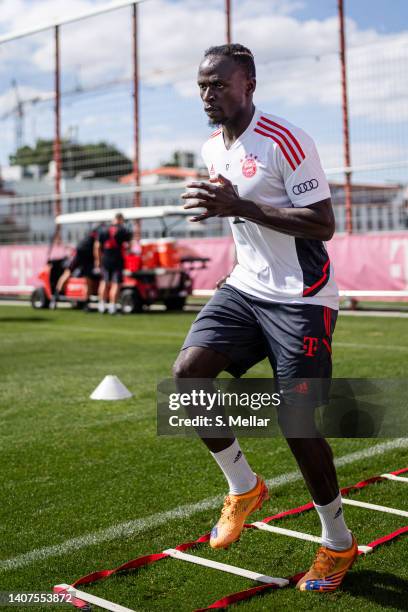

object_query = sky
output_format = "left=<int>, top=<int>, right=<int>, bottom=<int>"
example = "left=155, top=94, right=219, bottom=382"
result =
left=296, top=0, right=408, bottom=32
left=0, top=0, right=408, bottom=184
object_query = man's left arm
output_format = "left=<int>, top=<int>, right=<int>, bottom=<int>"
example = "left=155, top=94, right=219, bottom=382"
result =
left=181, top=176, right=335, bottom=241
left=235, top=194, right=335, bottom=241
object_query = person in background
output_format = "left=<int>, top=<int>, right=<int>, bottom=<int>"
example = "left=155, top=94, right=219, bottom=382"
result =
left=50, top=226, right=100, bottom=311
left=95, top=213, right=132, bottom=314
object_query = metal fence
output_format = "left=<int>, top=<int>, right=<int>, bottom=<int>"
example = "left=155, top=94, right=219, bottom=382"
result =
left=0, top=0, right=407, bottom=244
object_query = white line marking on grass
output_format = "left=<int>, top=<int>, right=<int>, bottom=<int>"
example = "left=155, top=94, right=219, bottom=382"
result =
left=335, top=342, right=408, bottom=352
left=1, top=301, right=408, bottom=317
left=339, top=311, right=408, bottom=319
left=9, top=324, right=408, bottom=348
left=1, top=438, right=408, bottom=572
left=32, top=324, right=186, bottom=339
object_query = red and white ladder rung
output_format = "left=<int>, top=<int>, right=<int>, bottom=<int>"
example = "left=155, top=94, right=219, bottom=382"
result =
left=252, top=521, right=373, bottom=553
left=381, top=472, right=408, bottom=483
left=163, top=548, right=289, bottom=586
left=54, top=584, right=135, bottom=612
left=342, top=498, right=408, bottom=517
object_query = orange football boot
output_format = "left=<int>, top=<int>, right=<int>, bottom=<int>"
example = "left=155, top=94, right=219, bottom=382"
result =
left=296, top=534, right=358, bottom=592
left=210, top=476, right=269, bottom=549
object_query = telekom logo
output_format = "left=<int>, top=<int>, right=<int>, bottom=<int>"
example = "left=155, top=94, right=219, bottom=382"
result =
left=11, top=251, right=33, bottom=286
left=303, top=336, right=319, bottom=357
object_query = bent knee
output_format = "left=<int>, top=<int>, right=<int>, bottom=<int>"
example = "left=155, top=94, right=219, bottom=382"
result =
left=173, top=346, right=229, bottom=378
left=173, top=349, right=201, bottom=378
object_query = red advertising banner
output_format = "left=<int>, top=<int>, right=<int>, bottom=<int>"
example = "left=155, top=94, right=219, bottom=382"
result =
left=178, top=237, right=236, bottom=291
left=0, top=233, right=407, bottom=295
left=179, top=232, right=408, bottom=293
left=327, top=233, right=408, bottom=291
left=0, top=245, right=70, bottom=293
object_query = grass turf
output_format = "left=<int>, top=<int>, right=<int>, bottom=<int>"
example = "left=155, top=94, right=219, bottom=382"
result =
left=0, top=305, right=407, bottom=611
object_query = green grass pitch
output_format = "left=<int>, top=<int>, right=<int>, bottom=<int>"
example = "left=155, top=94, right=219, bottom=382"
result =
left=0, top=305, right=407, bottom=611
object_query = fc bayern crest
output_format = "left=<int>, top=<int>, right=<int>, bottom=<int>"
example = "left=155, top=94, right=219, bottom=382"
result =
left=241, top=154, right=258, bottom=178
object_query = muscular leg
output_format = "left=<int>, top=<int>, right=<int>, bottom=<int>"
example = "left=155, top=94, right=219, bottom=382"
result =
left=85, top=277, right=93, bottom=301
left=98, top=280, right=108, bottom=302
left=50, top=268, right=71, bottom=308
left=279, top=409, right=351, bottom=550
left=276, top=390, right=338, bottom=505
left=56, top=268, right=71, bottom=295
left=263, top=301, right=351, bottom=552
left=281, top=423, right=352, bottom=553
left=285, top=437, right=339, bottom=505
left=98, top=279, right=109, bottom=313
left=173, top=344, right=259, bottom=506
left=173, top=346, right=233, bottom=453
left=109, top=282, right=120, bottom=306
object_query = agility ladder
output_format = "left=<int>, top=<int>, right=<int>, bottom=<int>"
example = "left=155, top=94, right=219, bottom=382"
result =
left=54, top=466, right=408, bottom=612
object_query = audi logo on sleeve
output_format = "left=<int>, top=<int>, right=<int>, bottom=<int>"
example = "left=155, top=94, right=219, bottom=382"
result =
left=292, top=179, right=319, bottom=195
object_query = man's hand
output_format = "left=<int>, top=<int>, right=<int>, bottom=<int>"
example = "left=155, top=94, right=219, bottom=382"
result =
left=181, top=174, right=241, bottom=222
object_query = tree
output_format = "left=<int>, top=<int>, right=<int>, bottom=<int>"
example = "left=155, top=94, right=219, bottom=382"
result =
left=162, top=150, right=196, bottom=168
left=9, top=139, right=133, bottom=180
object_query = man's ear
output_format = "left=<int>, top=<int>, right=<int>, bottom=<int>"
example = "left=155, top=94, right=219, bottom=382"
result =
left=247, top=78, right=256, bottom=96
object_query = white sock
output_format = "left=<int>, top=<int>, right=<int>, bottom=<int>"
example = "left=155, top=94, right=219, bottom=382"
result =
left=210, top=439, right=257, bottom=495
left=98, top=300, right=105, bottom=313
left=314, top=492, right=353, bottom=551
left=108, top=303, right=117, bottom=314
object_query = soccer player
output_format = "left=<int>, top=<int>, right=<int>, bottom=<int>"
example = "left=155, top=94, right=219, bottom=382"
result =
left=95, top=213, right=131, bottom=315
left=174, top=44, right=358, bottom=592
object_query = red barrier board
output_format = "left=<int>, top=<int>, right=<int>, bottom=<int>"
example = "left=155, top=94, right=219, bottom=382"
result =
left=0, top=232, right=407, bottom=296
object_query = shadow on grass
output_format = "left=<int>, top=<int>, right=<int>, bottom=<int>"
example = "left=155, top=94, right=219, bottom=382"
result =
left=346, top=569, right=408, bottom=609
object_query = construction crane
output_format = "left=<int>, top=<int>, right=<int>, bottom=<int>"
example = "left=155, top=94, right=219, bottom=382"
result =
left=11, top=79, right=24, bottom=151
left=0, top=84, right=54, bottom=153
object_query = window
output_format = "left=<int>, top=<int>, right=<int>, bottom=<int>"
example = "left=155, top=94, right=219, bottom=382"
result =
left=366, top=207, right=372, bottom=230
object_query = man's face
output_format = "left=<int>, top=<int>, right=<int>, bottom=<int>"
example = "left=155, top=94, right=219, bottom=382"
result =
left=197, top=55, right=255, bottom=126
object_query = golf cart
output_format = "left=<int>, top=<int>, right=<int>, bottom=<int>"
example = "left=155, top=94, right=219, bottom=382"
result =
left=31, top=206, right=209, bottom=313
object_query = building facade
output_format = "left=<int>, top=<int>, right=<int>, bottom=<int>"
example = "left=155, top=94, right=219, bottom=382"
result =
left=0, top=164, right=407, bottom=245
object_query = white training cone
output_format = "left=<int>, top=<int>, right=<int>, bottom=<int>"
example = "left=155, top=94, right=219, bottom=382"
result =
left=90, top=375, right=133, bottom=400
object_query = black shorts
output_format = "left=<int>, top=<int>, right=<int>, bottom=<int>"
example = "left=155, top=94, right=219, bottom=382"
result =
left=101, top=253, right=124, bottom=283
left=69, top=250, right=94, bottom=277
left=182, top=284, right=337, bottom=380
left=101, top=268, right=122, bottom=283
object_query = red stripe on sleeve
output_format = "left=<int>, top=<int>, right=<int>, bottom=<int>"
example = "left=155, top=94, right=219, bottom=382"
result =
left=257, top=120, right=302, bottom=166
left=254, top=127, right=296, bottom=171
left=260, top=116, right=305, bottom=160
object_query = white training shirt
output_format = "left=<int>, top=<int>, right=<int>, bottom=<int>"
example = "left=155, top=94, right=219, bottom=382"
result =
left=201, top=107, right=339, bottom=310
